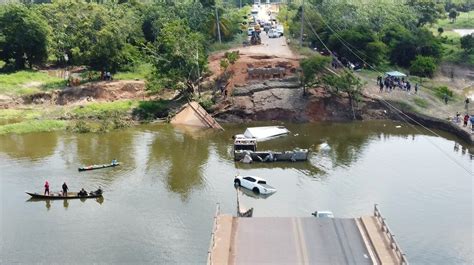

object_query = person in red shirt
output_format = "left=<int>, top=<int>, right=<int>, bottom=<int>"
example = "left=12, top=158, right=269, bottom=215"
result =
left=463, top=114, right=469, bottom=127
left=44, top=181, right=50, bottom=196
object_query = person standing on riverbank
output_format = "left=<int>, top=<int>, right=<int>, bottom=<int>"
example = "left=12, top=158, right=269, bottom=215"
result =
left=463, top=114, right=469, bottom=127
left=44, top=181, right=49, bottom=195
left=465, top=98, right=470, bottom=112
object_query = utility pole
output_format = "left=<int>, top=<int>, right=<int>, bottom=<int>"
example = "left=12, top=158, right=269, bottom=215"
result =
left=240, top=0, right=242, bottom=8
left=299, top=0, right=304, bottom=47
left=196, top=49, right=201, bottom=97
left=215, top=5, right=222, bottom=44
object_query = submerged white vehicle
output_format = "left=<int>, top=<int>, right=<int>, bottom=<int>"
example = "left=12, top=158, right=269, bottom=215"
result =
left=235, top=126, right=290, bottom=142
left=234, top=175, right=276, bottom=195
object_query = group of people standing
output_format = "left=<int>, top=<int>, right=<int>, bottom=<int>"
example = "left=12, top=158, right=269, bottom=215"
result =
left=377, top=75, right=416, bottom=93
left=43, top=181, right=94, bottom=197
left=454, top=98, right=473, bottom=131
left=43, top=181, right=68, bottom=196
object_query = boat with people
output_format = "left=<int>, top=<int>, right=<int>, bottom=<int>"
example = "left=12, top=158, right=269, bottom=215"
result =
left=25, top=188, right=103, bottom=200
left=78, top=160, right=119, bottom=171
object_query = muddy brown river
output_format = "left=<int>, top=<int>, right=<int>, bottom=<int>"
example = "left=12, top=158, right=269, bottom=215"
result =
left=0, top=121, right=472, bottom=264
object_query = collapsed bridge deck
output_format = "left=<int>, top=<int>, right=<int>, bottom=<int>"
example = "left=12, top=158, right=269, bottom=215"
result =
left=208, top=205, right=407, bottom=265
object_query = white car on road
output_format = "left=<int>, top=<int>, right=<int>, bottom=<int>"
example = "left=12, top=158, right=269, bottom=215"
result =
left=234, top=175, right=276, bottom=195
left=276, top=25, right=284, bottom=36
left=268, top=29, right=280, bottom=38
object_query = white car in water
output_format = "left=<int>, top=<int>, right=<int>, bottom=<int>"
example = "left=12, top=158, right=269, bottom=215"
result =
left=234, top=175, right=276, bottom=195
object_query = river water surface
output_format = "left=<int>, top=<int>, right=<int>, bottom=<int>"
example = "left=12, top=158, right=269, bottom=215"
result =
left=0, top=121, right=472, bottom=264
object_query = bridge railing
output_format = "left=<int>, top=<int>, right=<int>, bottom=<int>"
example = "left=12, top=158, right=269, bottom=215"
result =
left=374, top=204, right=409, bottom=265
left=207, top=203, right=220, bottom=265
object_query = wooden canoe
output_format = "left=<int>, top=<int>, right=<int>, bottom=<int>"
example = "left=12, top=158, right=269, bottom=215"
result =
left=78, top=162, right=120, bottom=171
left=25, top=191, right=103, bottom=200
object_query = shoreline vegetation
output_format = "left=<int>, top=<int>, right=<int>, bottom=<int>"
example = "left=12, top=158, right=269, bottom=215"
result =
left=0, top=1, right=472, bottom=143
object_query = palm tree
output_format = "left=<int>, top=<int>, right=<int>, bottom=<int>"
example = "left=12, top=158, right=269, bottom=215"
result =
left=208, top=9, right=233, bottom=41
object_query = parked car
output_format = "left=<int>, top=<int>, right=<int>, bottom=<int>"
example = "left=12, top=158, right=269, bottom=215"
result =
left=234, top=175, right=276, bottom=195
left=268, top=29, right=280, bottom=38
left=312, top=211, right=334, bottom=218
left=276, top=25, right=284, bottom=36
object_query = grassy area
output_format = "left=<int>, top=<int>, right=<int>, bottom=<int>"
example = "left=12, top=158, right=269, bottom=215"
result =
left=0, top=109, right=43, bottom=121
left=0, top=120, right=67, bottom=134
left=435, top=11, right=474, bottom=30
left=427, top=26, right=474, bottom=66
left=72, top=100, right=137, bottom=118
left=0, top=70, right=65, bottom=96
left=114, top=63, right=153, bottom=80
left=413, top=97, right=429, bottom=108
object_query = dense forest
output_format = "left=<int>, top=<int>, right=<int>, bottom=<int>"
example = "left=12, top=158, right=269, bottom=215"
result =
left=0, top=0, right=473, bottom=89
left=281, top=0, right=474, bottom=77
left=0, top=0, right=255, bottom=92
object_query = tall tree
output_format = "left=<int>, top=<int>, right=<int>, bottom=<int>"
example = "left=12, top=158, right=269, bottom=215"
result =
left=0, top=4, right=50, bottom=69
left=448, top=8, right=458, bottom=22
left=148, top=20, right=206, bottom=95
left=406, top=0, right=445, bottom=26
left=300, top=54, right=331, bottom=94
left=322, top=71, right=363, bottom=119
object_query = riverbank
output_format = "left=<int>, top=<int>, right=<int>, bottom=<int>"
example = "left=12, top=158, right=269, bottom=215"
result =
left=211, top=80, right=474, bottom=144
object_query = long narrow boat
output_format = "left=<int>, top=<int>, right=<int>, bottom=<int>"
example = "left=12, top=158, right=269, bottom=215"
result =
left=25, top=191, right=103, bottom=200
left=78, top=162, right=120, bottom=171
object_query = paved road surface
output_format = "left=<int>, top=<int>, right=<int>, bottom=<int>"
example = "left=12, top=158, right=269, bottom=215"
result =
left=231, top=217, right=372, bottom=265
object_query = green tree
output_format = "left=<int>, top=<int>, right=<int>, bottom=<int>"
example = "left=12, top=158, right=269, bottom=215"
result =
left=448, top=8, right=458, bottom=22
left=321, top=71, right=363, bottom=119
left=460, top=33, right=474, bottom=52
left=148, top=20, right=206, bottom=95
left=407, top=0, right=445, bottom=26
left=409, top=55, right=437, bottom=77
left=300, top=54, right=331, bottom=94
left=437, top=27, right=444, bottom=35
left=0, top=4, right=50, bottom=69
left=199, top=0, right=215, bottom=8
left=384, top=26, right=441, bottom=67
left=208, top=8, right=233, bottom=41
left=88, top=23, right=139, bottom=73
left=328, top=26, right=386, bottom=66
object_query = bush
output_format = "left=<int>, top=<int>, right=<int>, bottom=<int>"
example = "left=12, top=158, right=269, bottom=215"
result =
left=224, top=51, right=240, bottom=64
left=409, top=56, right=437, bottom=78
left=69, top=120, right=93, bottom=133
left=460, top=33, right=474, bottom=52
left=132, top=100, right=170, bottom=120
left=199, top=98, right=214, bottom=113
left=434, top=86, right=453, bottom=100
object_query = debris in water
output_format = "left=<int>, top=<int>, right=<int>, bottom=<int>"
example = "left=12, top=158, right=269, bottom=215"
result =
left=294, top=133, right=299, bottom=136
left=396, top=125, right=402, bottom=128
